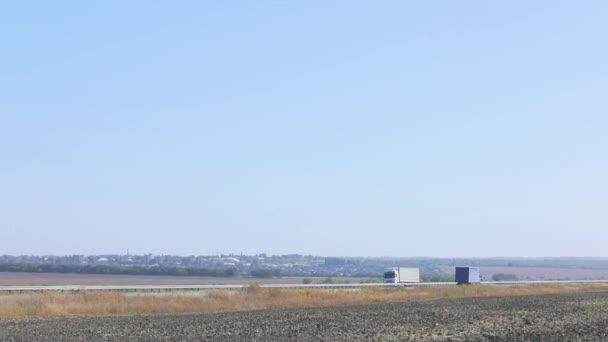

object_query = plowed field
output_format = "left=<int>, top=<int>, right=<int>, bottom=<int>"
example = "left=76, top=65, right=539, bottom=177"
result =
left=1, top=291, right=607, bottom=341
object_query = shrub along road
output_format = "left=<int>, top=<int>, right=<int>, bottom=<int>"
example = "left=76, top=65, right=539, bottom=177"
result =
left=1, top=291, right=608, bottom=341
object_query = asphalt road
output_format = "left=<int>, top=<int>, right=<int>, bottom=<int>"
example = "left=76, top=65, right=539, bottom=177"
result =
left=1, top=279, right=608, bottom=291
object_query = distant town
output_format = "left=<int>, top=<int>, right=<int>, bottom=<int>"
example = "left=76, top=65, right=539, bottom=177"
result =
left=2, top=254, right=608, bottom=281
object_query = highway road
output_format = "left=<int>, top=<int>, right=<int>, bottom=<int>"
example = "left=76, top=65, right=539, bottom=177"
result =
left=2, top=279, right=608, bottom=292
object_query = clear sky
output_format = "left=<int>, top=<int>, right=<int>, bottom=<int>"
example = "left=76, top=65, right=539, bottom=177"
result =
left=1, top=1, right=607, bottom=257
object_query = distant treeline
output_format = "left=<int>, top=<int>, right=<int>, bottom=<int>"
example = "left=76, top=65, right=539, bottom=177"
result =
left=0, top=263, right=238, bottom=277
left=249, top=268, right=280, bottom=278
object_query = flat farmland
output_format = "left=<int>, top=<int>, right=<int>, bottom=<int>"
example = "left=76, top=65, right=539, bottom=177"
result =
left=2, top=291, right=608, bottom=341
left=440, top=266, right=608, bottom=280
left=0, top=272, right=368, bottom=286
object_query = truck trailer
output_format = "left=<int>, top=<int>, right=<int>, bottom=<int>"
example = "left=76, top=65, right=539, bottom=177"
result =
left=455, top=266, right=481, bottom=284
left=384, top=267, right=420, bottom=283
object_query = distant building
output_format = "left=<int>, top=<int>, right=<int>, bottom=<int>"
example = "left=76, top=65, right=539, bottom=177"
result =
left=222, top=257, right=240, bottom=264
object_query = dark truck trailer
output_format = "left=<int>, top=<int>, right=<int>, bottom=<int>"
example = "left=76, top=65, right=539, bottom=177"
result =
left=455, top=266, right=480, bottom=284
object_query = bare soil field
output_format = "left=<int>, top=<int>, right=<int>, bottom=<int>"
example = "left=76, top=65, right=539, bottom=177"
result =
left=440, top=265, right=608, bottom=280
left=0, top=272, right=366, bottom=286
left=1, top=291, right=608, bottom=341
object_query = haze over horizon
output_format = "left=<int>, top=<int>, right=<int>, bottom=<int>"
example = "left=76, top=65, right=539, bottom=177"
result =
left=2, top=1, right=607, bottom=257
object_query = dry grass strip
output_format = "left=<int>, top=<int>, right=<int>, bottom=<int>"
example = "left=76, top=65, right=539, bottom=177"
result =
left=1, top=283, right=607, bottom=318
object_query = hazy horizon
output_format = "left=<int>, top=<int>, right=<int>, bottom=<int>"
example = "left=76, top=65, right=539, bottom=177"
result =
left=2, top=1, right=607, bottom=257
left=4, top=252, right=608, bottom=260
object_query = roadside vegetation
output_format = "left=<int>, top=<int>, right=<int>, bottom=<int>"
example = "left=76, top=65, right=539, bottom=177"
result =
left=421, top=274, right=454, bottom=282
left=1, top=283, right=607, bottom=318
left=492, top=273, right=519, bottom=281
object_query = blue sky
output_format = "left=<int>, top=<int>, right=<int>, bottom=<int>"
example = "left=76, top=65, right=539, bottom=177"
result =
left=1, top=1, right=607, bottom=256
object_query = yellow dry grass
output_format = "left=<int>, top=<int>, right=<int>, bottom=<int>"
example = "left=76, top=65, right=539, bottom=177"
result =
left=0, top=283, right=606, bottom=318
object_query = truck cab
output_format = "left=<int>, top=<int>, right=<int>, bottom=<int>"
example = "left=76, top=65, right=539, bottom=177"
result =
left=384, top=267, right=398, bottom=283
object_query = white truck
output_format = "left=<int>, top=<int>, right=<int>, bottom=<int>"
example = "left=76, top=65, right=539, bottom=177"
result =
left=384, top=267, right=420, bottom=283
